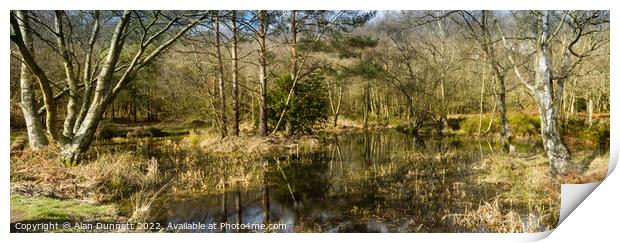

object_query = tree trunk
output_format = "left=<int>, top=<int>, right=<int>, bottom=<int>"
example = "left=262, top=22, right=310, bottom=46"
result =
left=536, top=92, right=571, bottom=175
left=54, top=11, right=80, bottom=139
left=533, top=11, right=571, bottom=175
left=290, top=10, right=298, bottom=81
left=10, top=12, right=62, bottom=143
left=363, top=83, right=370, bottom=128
left=496, top=78, right=514, bottom=153
left=477, top=62, right=485, bottom=135
left=215, top=13, right=227, bottom=138
left=15, top=10, right=49, bottom=149
left=74, top=10, right=100, bottom=131
left=60, top=11, right=132, bottom=163
left=480, top=10, right=514, bottom=152
left=587, top=97, right=593, bottom=128
left=333, top=86, right=342, bottom=127
left=258, top=11, right=269, bottom=136
left=231, top=11, right=240, bottom=136
left=497, top=10, right=570, bottom=174
left=270, top=10, right=299, bottom=134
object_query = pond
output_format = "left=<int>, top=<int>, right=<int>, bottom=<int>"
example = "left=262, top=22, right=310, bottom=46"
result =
left=112, top=130, right=583, bottom=233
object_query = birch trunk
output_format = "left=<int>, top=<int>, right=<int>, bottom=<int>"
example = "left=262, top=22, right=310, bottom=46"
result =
left=231, top=11, right=240, bottom=136
left=533, top=11, right=571, bottom=175
left=15, top=10, right=49, bottom=149
left=60, top=11, right=132, bottom=163
left=480, top=10, right=513, bottom=152
left=498, top=11, right=571, bottom=174
left=74, top=11, right=100, bottom=134
left=54, top=11, right=80, bottom=138
left=11, top=12, right=62, bottom=143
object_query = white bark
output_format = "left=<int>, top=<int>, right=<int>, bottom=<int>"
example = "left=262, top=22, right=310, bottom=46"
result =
left=15, top=10, right=48, bottom=149
left=230, top=11, right=240, bottom=136
left=498, top=11, right=571, bottom=174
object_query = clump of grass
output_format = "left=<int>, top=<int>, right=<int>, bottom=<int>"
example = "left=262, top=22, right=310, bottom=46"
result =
left=171, top=156, right=263, bottom=194
left=184, top=130, right=204, bottom=146
left=450, top=199, right=548, bottom=233
left=458, top=114, right=497, bottom=136
left=508, top=114, right=540, bottom=137
left=454, top=154, right=560, bottom=232
left=78, top=154, right=166, bottom=202
left=128, top=184, right=169, bottom=226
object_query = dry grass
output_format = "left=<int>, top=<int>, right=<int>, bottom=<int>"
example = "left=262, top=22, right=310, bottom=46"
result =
left=10, top=140, right=271, bottom=229
left=128, top=183, right=169, bottom=226
left=561, top=153, right=609, bottom=184
left=450, top=152, right=611, bottom=232
left=450, top=199, right=548, bottom=233
left=183, top=129, right=320, bottom=155
left=319, top=116, right=365, bottom=132
left=446, top=154, right=560, bottom=232
left=10, top=138, right=268, bottom=209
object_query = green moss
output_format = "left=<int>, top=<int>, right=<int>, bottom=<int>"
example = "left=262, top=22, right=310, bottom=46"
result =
left=10, top=195, right=118, bottom=224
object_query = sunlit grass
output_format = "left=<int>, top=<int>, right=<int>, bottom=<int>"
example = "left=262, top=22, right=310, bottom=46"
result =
left=10, top=195, right=118, bottom=226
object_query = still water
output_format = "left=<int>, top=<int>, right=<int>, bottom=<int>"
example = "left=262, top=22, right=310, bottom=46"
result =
left=128, top=130, right=565, bottom=232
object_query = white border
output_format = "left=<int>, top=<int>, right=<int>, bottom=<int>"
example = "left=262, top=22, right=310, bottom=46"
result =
left=3, top=1, right=617, bottom=242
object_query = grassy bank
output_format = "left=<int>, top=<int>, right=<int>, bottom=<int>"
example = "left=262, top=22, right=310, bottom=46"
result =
left=10, top=140, right=269, bottom=228
left=10, top=195, right=119, bottom=232
left=450, top=151, right=609, bottom=232
left=457, top=113, right=609, bottom=147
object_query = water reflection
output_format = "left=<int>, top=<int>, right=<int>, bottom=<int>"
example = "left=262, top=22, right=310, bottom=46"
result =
left=149, top=130, right=559, bottom=232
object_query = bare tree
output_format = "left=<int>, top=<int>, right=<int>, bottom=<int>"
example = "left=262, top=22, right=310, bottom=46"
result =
left=10, top=10, right=207, bottom=163
left=497, top=10, right=608, bottom=175
left=214, top=12, right=228, bottom=138
left=460, top=10, right=514, bottom=152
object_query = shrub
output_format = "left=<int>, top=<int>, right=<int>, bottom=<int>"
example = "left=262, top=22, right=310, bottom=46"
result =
left=266, top=72, right=329, bottom=135
left=507, top=114, right=540, bottom=137
left=569, top=120, right=609, bottom=146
